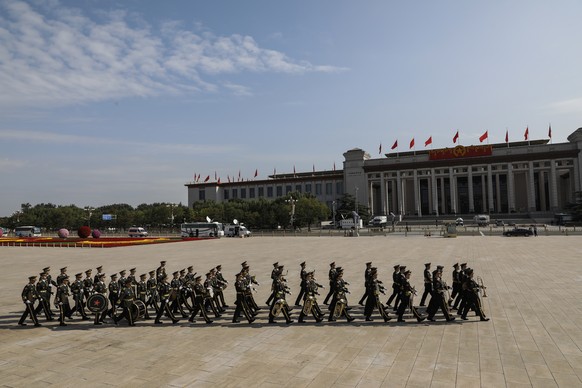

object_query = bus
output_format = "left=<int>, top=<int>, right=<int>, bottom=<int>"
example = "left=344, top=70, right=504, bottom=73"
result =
left=15, top=226, right=42, bottom=237
left=180, top=222, right=224, bottom=238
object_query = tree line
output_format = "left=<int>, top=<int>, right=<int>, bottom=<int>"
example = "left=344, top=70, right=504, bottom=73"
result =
left=0, top=193, right=370, bottom=232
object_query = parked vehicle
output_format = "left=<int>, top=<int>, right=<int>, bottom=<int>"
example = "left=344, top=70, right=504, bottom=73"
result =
left=503, top=228, right=532, bottom=237
left=128, top=227, right=148, bottom=237
left=180, top=222, right=223, bottom=237
left=495, top=219, right=505, bottom=226
left=224, top=224, right=251, bottom=237
left=455, top=218, right=464, bottom=226
left=339, top=219, right=363, bottom=229
left=369, top=215, right=388, bottom=228
left=15, top=226, right=42, bottom=237
left=474, top=214, right=490, bottom=226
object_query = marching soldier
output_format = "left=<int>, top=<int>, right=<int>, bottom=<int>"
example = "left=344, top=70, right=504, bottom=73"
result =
left=170, top=271, right=189, bottom=318
left=357, top=262, right=373, bottom=306
left=215, top=265, right=229, bottom=308
left=34, top=271, right=54, bottom=320
left=93, top=265, right=104, bottom=283
left=298, top=271, right=324, bottom=323
left=83, top=269, right=94, bottom=301
left=136, top=274, right=150, bottom=320
left=419, top=262, right=432, bottom=306
left=107, top=273, right=119, bottom=319
left=118, top=270, right=127, bottom=289
left=156, top=260, right=167, bottom=282
left=364, top=268, right=391, bottom=322
left=459, top=269, right=489, bottom=321
left=203, top=271, right=222, bottom=317
left=241, top=262, right=260, bottom=312
left=268, top=272, right=294, bottom=324
left=56, top=266, right=68, bottom=286
left=43, top=266, right=58, bottom=313
left=294, top=261, right=307, bottom=306
left=93, top=273, right=108, bottom=325
left=188, top=275, right=213, bottom=324
left=18, top=276, right=41, bottom=327
left=114, top=278, right=137, bottom=326
left=450, top=263, right=461, bottom=307
left=154, top=274, right=180, bottom=324
left=146, top=270, right=159, bottom=314
left=55, top=275, right=72, bottom=326
left=426, top=268, right=455, bottom=322
left=209, top=268, right=225, bottom=312
left=328, top=268, right=354, bottom=322
left=386, top=265, right=401, bottom=307
left=265, top=262, right=281, bottom=305
left=322, top=262, right=337, bottom=305
left=232, top=272, right=255, bottom=324
left=453, top=262, right=467, bottom=311
left=128, top=267, right=138, bottom=295
left=71, top=273, right=90, bottom=320
left=396, top=270, right=425, bottom=323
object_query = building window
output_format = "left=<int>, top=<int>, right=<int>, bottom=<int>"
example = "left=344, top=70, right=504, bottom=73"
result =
left=241, top=188, right=246, bottom=199
left=305, top=183, right=312, bottom=193
left=336, top=182, right=343, bottom=195
left=316, top=183, right=322, bottom=195
left=249, top=188, right=255, bottom=198
left=276, top=186, right=283, bottom=197
left=325, top=182, right=332, bottom=195
left=258, top=187, right=264, bottom=197
left=199, top=189, right=206, bottom=201
left=286, top=185, right=292, bottom=194
left=295, top=185, right=302, bottom=193
left=267, top=187, right=273, bottom=198
left=232, top=189, right=238, bottom=199
left=224, top=189, right=229, bottom=200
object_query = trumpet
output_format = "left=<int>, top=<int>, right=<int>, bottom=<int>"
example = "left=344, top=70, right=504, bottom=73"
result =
left=477, top=276, right=487, bottom=297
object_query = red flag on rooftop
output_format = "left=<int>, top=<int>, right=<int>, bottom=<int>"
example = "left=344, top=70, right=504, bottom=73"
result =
left=254, top=169, right=258, bottom=178
left=204, top=175, right=210, bottom=182
left=293, top=165, right=296, bottom=176
left=505, top=129, right=509, bottom=143
left=227, top=175, right=231, bottom=183
left=424, top=136, right=432, bottom=147
left=524, top=126, right=529, bottom=140
left=391, top=140, right=398, bottom=150
left=548, top=124, right=552, bottom=139
left=217, top=177, right=221, bottom=184
left=479, top=130, right=488, bottom=143
left=453, top=130, right=459, bottom=143
left=333, top=162, right=336, bottom=171
left=214, top=171, right=217, bottom=180
left=409, top=138, right=415, bottom=149
left=378, top=143, right=382, bottom=155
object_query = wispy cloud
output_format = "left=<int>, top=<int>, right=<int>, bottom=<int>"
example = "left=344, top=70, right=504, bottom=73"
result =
left=546, top=97, right=582, bottom=115
left=0, top=129, right=241, bottom=154
left=0, top=0, right=347, bottom=107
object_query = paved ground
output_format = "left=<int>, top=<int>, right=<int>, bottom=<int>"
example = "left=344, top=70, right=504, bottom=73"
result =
left=1, top=235, right=582, bottom=388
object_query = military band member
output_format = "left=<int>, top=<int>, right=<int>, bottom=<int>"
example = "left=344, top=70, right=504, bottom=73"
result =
left=268, top=272, right=294, bottom=324
left=452, top=262, right=467, bottom=311
left=43, top=266, right=58, bottom=313
left=118, top=270, right=127, bottom=289
left=266, top=261, right=281, bottom=305
left=71, top=273, right=90, bottom=320
left=322, top=262, right=336, bottom=305
left=241, top=262, right=260, bottom=312
left=147, top=270, right=159, bottom=313
left=233, top=272, right=255, bottom=324
left=364, top=268, right=391, bottom=322
left=18, top=276, right=41, bottom=327
left=209, top=268, right=226, bottom=312
left=396, top=270, right=425, bottom=323
left=93, top=265, right=104, bottom=283
left=386, top=265, right=401, bottom=307
left=294, top=261, right=307, bottom=306
left=203, top=271, right=222, bottom=317
left=34, top=271, right=54, bottom=320
left=328, top=268, right=354, bottom=322
left=298, top=271, right=324, bottom=323
left=357, top=262, right=373, bottom=306
left=450, top=263, right=461, bottom=307
left=155, top=274, right=180, bottom=324
left=56, top=266, right=68, bottom=286
left=459, top=269, right=489, bottom=321
left=136, top=274, right=150, bottom=320
left=107, top=273, right=120, bottom=319
left=128, top=267, right=137, bottom=295
left=156, top=260, right=167, bottom=282
left=426, top=268, right=455, bottom=322
left=188, top=276, right=213, bottom=324
left=114, top=278, right=137, bottom=326
left=419, top=262, right=432, bottom=306
left=170, top=271, right=189, bottom=318
left=93, top=273, right=108, bottom=325
left=215, top=265, right=229, bottom=308
left=55, top=275, right=72, bottom=326
left=83, top=269, right=94, bottom=301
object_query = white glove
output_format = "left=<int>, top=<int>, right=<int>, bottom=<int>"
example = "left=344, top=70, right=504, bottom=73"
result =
left=25, top=300, right=31, bottom=304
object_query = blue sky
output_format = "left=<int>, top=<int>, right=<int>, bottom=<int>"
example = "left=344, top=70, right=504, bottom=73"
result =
left=1, top=0, right=581, bottom=217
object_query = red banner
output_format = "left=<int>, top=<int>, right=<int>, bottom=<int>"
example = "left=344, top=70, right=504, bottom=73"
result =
left=429, top=145, right=492, bottom=160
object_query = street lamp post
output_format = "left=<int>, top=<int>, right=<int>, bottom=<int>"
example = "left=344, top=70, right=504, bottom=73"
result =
left=286, top=197, right=297, bottom=230
left=332, top=200, right=337, bottom=229
left=166, top=204, right=175, bottom=235
left=84, top=207, right=94, bottom=227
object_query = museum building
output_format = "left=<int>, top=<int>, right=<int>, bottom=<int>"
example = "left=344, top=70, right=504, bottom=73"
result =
left=186, top=127, right=582, bottom=218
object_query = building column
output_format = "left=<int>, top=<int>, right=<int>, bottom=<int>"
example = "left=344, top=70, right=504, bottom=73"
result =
left=380, top=173, right=388, bottom=215
left=468, top=169, right=475, bottom=213
left=538, top=171, right=547, bottom=211
left=431, top=169, right=438, bottom=216
left=369, top=180, right=374, bottom=215
left=440, top=177, right=446, bottom=214
left=549, top=161, right=559, bottom=211
left=527, top=161, right=536, bottom=212
left=508, top=164, right=516, bottom=213
left=449, top=170, right=457, bottom=214
left=413, top=170, right=420, bottom=216
left=495, top=174, right=501, bottom=213
left=487, top=165, right=494, bottom=213
left=397, top=171, right=403, bottom=215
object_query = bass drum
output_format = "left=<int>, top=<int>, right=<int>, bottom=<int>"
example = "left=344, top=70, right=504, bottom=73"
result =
left=130, top=300, right=146, bottom=321
left=87, top=293, right=109, bottom=313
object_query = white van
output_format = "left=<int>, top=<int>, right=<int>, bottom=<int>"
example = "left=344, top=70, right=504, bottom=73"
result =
left=224, top=225, right=251, bottom=237
left=128, top=227, right=148, bottom=237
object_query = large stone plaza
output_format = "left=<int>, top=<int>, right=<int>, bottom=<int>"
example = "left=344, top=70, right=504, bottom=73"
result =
left=1, top=235, right=581, bottom=387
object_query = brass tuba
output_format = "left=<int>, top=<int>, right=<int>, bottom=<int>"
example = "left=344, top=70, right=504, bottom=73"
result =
left=303, top=295, right=314, bottom=315
left=333, top=292, right=346, bottom=319
left=477, top=277, right=487, bottom=297
left=271, top=298, right=287, bottom=317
